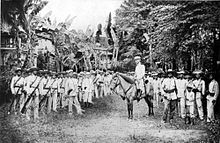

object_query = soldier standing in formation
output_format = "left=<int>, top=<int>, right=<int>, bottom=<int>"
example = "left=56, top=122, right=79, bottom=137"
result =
left=176, top=71, right=187, bottom=118
left=161, top=69, right=178, bottom=123
left=193, top=70, right=205, bottom=120
left=24, top=67, right=42, bottom=120
left=206, top=72, right=219, bottom=122
left=9, top=68, right=25, bottom=114
left=185, top=81, right=195, bottom=125
left=152, top=72, right=160, bottom=108
left=82, top=72, right=94, bottom=107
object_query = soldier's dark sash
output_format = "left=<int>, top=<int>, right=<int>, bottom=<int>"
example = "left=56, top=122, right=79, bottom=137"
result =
left=30, top=76, right=38, bottom=88
left=43, top=79, right=50, bottom=89
left=39, top=79, right=56, bottom=111
left=13, top=76, right=22, bottom=88
left=193, top=80, right=202, bottom=93
left=60, top=79, right=65, bottom=89
left=50, top=79, right=57, bottom=93
left=21, top=77, right=43, bottom=114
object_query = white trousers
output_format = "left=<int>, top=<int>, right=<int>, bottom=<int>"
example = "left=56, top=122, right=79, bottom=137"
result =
left=186, top=102, right=195, bottom=118
left=52, top=91, right=57, bottom=111
left=26, top=90, right=39, bottom=120
left=68, top=96, right=83, bottom=114
left=207, top=97, right=215, bottom=122
left=180, top=97, right=186, bottom=118
left=195, top=92, right=204, bottom=119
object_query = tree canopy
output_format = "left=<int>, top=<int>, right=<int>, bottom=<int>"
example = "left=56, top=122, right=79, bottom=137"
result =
left=114, top=0, right=220, bottom=72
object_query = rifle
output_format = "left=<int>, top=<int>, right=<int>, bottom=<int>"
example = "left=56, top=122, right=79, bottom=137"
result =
left=39, top=79, right=54, bottom=111
left=39, top=88, right=51, bottom=111
left=15, top=86, right=25, bottom=109
left=21, top=78, right=42, bottom=114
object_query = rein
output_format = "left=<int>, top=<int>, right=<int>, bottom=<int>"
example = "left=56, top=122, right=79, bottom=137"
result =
left=111, top=74, right=134, bottom=97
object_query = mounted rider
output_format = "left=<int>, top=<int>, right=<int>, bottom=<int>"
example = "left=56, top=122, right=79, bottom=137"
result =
left=133, top=55, right=145, bottom=100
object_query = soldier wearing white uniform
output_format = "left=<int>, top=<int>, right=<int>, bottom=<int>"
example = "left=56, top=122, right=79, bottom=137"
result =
left=65, top=71, right=84, bottom=115
left=82, top=72, right=94, bottom=107
left=78, top=72, right=84, bottom=103
left=206, top=73, right=219, bottom=123
left=57, top=72, right=66, bottom=108
left=134, top=55, right=145, bottom=99
left=152, top=73, right=160, bottom=108
left=192, top=70, right=205, bottom=120
left=94, top=70, right=101, bottom=98
left=9, top=68, right=25, bottom=114
left=161, top=69, right=177, bottom=123
left=39, top=71, right=51, bottom=112
left=176, top=71, right=187, bottom=118
left=24, top=67, right=42, bottom=120
left=50, top=72, right=60, bottom=112
left=90, top=70, right=96, bottom=98
left=99, top=71, right=105, bottom=97
left=185, top=83, right=195, bottom=125
left=103, top=72, right=109, bottom=96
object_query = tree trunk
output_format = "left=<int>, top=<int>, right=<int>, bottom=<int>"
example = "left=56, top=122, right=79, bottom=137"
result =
left=83, top=56, right=88, bottom=71
left=56, top=60, right=60, bottom=72
left=212, top=30, right=220, bottom=72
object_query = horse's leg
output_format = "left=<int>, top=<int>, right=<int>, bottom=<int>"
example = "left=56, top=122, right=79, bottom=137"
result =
left=127, top=99, right=130, bottom=119
left=144, top=97, right=150, bottom=116
left=150, top=100, right=154, bottom=116
left=130, top=100, right=133, bottom=119
left=150, top=97, right=154, bottom=116
left=144, top=96, right=154, bottom=116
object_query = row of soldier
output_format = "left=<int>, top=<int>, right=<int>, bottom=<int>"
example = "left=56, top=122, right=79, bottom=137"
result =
left=9, top=67, right=113, bottom=121
left=140, top=69, right=219, bottom=124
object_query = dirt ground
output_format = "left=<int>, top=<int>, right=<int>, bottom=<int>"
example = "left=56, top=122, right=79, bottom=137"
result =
left=0, top=94, right=218, bottom=143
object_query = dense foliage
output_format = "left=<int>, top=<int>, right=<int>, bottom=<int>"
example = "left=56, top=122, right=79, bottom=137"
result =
left=115, top=0, right=220, bottom=72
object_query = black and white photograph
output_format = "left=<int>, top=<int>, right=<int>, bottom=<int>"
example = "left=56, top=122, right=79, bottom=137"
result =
left=0, top=0, right=220, bottom=142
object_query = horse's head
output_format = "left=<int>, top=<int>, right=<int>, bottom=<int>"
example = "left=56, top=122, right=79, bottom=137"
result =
left=110, top=73, right=120, bottom=91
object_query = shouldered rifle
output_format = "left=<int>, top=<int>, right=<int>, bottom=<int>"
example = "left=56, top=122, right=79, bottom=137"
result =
left=8, top=76, right=23, bottom=113
left=21, top=77, right=43, bottom=114
left=39, top=79, right=56, bottom=111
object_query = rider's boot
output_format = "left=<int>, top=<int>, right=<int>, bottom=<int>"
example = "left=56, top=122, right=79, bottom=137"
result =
left=120, top=95, right=125, bottom=100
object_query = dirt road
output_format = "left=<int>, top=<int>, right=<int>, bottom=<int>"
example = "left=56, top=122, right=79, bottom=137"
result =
left=0, top=94, right=210, bottom=143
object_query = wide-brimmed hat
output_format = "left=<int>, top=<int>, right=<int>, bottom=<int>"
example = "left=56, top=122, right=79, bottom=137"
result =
left=29, top=67, right=38, bottom=72
left=86, top=72, right=90, bottom=75
left=177, top=70, right=185, bottom=74
left=187, top=83, right=194, bottom=89
left=151, top=72, right=158, bottom=76
left=15, top=67, right=22, bottom=72
left=42, top=70, right=50, bottom=75
left=193, top=70, right=203, bottom=74
left=90, top=70, right=95, bottom=74
left=167, top=69, right=174, bottom=73
left=134, top=55, right=141, bottom=60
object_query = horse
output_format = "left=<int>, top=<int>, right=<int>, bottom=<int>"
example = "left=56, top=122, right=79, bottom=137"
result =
left=110, top=72, right=154, bottom=119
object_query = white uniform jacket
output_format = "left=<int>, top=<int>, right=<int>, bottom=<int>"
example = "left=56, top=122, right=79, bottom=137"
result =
left=161, top=77, right=177, bottom=100
left=207, top=80, right=219, bottom=101
left=65, top=77, right=78, bottom=97
left=10, top=75, right=25, bottom=95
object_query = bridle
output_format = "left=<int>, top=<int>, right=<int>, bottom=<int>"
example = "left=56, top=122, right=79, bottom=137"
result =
left=110, top=74, right=134, bottom=97
left=110, top=74, right=121, bottom=91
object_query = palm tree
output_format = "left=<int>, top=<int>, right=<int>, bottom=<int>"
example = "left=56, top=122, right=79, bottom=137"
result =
left=1, top=0, right=48, bottom=68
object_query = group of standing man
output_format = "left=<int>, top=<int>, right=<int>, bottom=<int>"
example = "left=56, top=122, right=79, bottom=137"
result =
left=8, top=55, right=219, bottom=124
left=9, top=67, right=113, bottom=121
left=132, top=55, right=219, bottom=124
